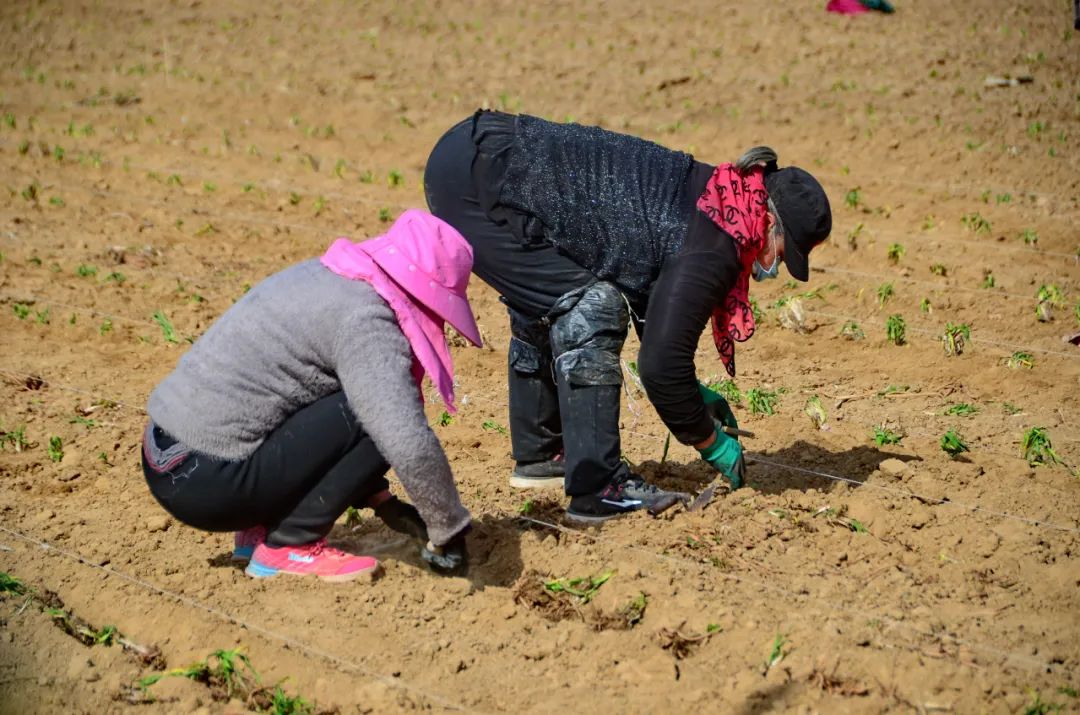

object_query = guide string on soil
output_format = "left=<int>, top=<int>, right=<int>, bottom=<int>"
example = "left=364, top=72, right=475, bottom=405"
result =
left=512, top=514, right=1067, bottom=676
left=0, top=524, right=474, bottom=713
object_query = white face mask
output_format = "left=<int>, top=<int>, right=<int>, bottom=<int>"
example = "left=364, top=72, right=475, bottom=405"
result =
left=751, top=254, right=781, bottom=282
left=751, top=231, right=782, bottom=282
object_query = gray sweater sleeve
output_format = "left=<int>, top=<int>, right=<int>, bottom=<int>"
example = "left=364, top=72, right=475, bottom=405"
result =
left=333, top=301, right=471, bottom=546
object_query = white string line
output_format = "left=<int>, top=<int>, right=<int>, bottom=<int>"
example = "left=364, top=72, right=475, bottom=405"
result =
left=0, top=368, right=147, bottom=414
left=814, top=169, right=1080, bottom=218
left=807, top=308, right=1080, bottom=360
left=0, top=525, right=472, bottom=712
left=0, top=292, right=174, bottom=329
left=1, top=373, right=1073, bottom=676
left=512, top=514, right=1065, bottom=675
left=813, top=264, right=1075, bottom=302
left=459, top=387, right=1080, bottom=534
left=6, top=144, right=1078, bottom=263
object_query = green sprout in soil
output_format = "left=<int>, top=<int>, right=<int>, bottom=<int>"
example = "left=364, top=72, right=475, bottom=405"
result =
left=878, top=384, right=909, bottom=396
left=1036, top=283, right=1065, bottom=322
left=437, top=411, right=453, bottom=427
left=35, top=308, right=50, bottom=325
left=1002, top=401, right=1023, bottom=416
left=47, top=435, right=63, bottom=462
left=846, top=222, right=863, bottom=249
left=76, top=264, right=97, bottom=278
left=920, top=297, right=932, bottom=314
left=944, top=403, right=978, bottom=417
left=940, top=430, right=969, bottom=459
left=805, top=395, right=828, bottom=430
left=886, top=243, right=905, bottom=264
left=764, top=633, right=790, bottom=673
left=872, top=425, right=903, bottom=446
left=481, top=419, right=508, bottom=435
left=929, top=263, right=947, bottom=277
left=518, top=498, right=535, bottom=515
left=981, top=271, right=996, bottom=289
left=620, top=592, right=648, bottom=628
left=885, top=314, right=906, bottom=345
left=151, top=310, right=178, bottom=344
left=387, top=169, right=404, bottom=187
left=1, top=425, right=30, bottom=452
left=840, top=321, right=864, bottom=340
left=844, top=187, right=861, bottom=209
left=876, top=282, right=894, bottom=307
left=544, top=571, right=613, bottom=604
left=746, top=388, right=780, bottom=415
left=748, top=296, right=764, bottom=322
left=1022, top=689, right=1063, bottom=715
left=1019, top=228, right=1039, bottom=245
left=941, top=322, right=970, bottom=356
left=0, top=572, right=26, bottom=595
left=105, top=271, right=126, bottom=284
left=138, top=648, right=259, bottom=701
left=704, top=377, right=742, bottom=405
left=961, top=212, right=991, bottom=234
left=343, top=506, right=362, bottom=529
left=1006, top=351, right=1034, bottom=370
left=1021, top=427, right=1062, bottom=467
left=13, top=303, right=31, bottom=320
left=99, top=319, right=113, bottom=336
left=378, top=208, right=391, bottom=222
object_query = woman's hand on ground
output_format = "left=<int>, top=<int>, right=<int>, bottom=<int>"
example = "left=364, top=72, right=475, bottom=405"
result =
left=697, top=426, right=745, bottom=489
left=421, top=526, right=469, bottom=576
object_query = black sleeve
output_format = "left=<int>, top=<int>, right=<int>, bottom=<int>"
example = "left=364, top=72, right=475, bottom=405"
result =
left=637, top=224, right=740, bottom=446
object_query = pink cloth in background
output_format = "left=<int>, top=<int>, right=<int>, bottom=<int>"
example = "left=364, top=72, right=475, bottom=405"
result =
left=826, top=0, right=869, bottom=14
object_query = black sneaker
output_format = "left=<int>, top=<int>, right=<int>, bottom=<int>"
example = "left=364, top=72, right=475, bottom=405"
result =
left=509, top=456, right=565, bottom=489
left=565, top=475, right=689, bottom=523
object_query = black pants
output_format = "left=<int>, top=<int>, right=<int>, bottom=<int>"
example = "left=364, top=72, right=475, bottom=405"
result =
left=142, top=392, right=390, bottom=545
left=424, top=118, right=629, bottom=496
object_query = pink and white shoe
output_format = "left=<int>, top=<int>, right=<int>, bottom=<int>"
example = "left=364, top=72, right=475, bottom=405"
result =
left=231, top=526, right=267, bottom=562
left=244, top=540, right=380, bottom=582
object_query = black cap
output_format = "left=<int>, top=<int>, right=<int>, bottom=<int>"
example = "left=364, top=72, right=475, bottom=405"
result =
left=764, top=167, right=832, bottom=282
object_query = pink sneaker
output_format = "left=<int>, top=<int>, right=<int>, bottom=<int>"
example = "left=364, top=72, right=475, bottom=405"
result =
left=245, top=540, right=380, bottom=582
left=232, top=526, right=267, bottom=562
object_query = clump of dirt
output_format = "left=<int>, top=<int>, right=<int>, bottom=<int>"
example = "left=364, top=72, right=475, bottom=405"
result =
left=656, top=622, right=715, bottom=660
left=511, top=570, right=647, bottom=631
left=807, top=661, right=870, bottom=697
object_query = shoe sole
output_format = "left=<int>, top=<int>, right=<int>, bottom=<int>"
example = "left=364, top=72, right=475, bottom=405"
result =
left=563, top=510, right=628, bottom=524
left=509, top=474, right=565, bottom=489
left=244, top=561, right=381, bottom=582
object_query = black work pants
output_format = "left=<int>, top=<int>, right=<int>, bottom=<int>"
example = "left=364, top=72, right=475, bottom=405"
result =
left=423, top=117, right=628, bottom=496
left=142, top=392, right=390, bottom=545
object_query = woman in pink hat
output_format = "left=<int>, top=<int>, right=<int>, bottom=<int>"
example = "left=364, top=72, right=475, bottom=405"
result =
left=141, top=209, right=480, bottom=582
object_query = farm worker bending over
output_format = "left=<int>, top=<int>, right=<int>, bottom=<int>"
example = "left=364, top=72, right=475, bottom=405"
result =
left=141, top=210, right=479, bottom=582
left=424, top=111, right=832, bottom=523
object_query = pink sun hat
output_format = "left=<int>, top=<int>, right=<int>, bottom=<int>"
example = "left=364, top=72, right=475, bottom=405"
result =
left=359, top=209, right=482, bottom=346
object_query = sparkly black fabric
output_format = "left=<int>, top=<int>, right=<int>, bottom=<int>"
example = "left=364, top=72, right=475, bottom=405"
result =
left=473, top=111, right=697, bottom=302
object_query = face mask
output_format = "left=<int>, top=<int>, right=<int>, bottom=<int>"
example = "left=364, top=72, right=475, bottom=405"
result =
left=751, top=254, right=780, bottom=282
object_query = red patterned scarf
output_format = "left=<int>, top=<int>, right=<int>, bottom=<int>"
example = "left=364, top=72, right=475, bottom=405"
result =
left=696, top=163, right=769, bottom=376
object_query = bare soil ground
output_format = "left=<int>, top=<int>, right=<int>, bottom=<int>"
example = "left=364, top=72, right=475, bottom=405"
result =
left=1, top=1, right=1078, bottom=712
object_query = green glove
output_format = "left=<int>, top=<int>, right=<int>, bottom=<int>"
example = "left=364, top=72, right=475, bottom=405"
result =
left=697, top=425, right=745, bottom=489
left=697, top=382, right=739, bottom=433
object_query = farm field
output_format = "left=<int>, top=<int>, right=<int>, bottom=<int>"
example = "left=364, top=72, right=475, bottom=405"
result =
left=1, top=0, right=1078, bottom=712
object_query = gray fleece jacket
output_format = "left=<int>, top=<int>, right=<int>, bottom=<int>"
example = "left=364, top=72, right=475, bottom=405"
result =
left=147, top=259, right=471, bottom=545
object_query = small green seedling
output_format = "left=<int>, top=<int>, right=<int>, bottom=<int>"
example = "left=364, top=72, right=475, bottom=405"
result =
left=804, top=395, right=828, bottom=430
left=1021, top=427, right=1061, bottom=467
left=941, top=322, right=970, bottom=356
left=313, top=195, right=326, bottom=216
left=940, top=430, right=969, bottom=458
left=844, top=187, right=861, bottom=209
left=876, top=282, right=894, bottom=307
left=151, top=310, right=178, bottom=344
left=99, top=319, right=113, bottom=336
left=764, top=633, right=790, bottom=673
left=0, top=572, right=26, bottom=595
left=481, top=419, right=507, bottom=435
left=920, top=297, right=932, bottom=313
left=437, top=411, right=453, bottom=427
left=70, top=415, right=97, bottom=429
left=1, top=425, right=30, bottom=452
left=746, top=388, right=780, bottom=415
left=378, top=207, right=391, bottom=222
left=343, top=506, right=362, bottom=529
left=929, top=263, right=947, bottom=277
left=1036, top=284, right=1065, bottom=322
left=705, top=377, right=742, bottom=405
left=961, top=212, right=991, bottom=234
left=13, top=303, right=31, bottom=320
left=981, top=271, right=996, bottom=289
left=886, top=243, right=905, bottom=264
left=387, top=169, right=404, bottom=187
left=885, top=314, right=906, bottom=345
left=620, top=592, right=648, bottom=627
left=544, top=571, right=613, bottom=603
left=840, top=321, right=864, bottom=340
left=1002, top=401, right=1023, bottom=415
left=1019, top=228, right=1038, bottom=245
left=872, top=425, right=903, bottom=446
left=105, top=271, right=126, bottom=284
left=1006, top=351, right=1034, bottom=369
left=47, top=436, right=63, bottom=462
left=518, top=498, right=535, bottom=515
left=944, top=403, right=978, bottom=416
left=76, top=264, right=97, bottom=278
